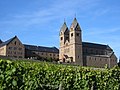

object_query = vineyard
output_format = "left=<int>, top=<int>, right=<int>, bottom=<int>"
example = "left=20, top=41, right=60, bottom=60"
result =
left=0, top=59, right=120, bottom=90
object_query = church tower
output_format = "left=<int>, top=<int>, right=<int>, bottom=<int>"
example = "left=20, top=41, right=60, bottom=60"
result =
left=59, top=18, right=83, bottom=65
left=69, top=18, right=83, bottom=65
left=59, top=21, right=69, bottom=61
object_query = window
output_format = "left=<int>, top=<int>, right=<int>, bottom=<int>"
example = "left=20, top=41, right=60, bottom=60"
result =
left=101, top=51, right=103, bottom=55
left=91, top=49, right=93, bottom=54
left=95, top=58, right=96, bottom=60
left=9, top=47, right=12, bottom=50
left=14, top=52, right=16, bottom=54
left=8, top=51, right=10, bottom=54
left=14, top=56, right=17, bottom=58
left=76, top=33, right=79, bottom=36
left=19, top=48, right=22, bottom=50
left=50, top=54, right=52, bottom=56
left=85, top=49, right=88, bottom=53
left=71, top=33, right=73, bottom=37
left=61, top=37, right=63, bottom=40
left=14, top=41, right=17, bottom=45
left=19, top=56, right=22, bottom=58
left=89, top=57, right=91, bottom=60
left=14, top=47, right=17, bottom=50
left=96, top=50, right=98, bottom=54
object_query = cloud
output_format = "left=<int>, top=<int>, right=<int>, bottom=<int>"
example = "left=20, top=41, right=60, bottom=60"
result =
left=0, top=0, right=101, bottom=27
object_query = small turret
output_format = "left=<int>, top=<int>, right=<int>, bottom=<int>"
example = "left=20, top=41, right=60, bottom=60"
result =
left=59, top=21, right=69, bottom=44
left=60, top=21, right=69, bottom=35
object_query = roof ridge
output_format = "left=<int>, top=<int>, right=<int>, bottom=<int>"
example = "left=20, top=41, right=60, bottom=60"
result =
left=60, top=21, right=69, bottom=34
left=0, top=36, right=17, bottom=47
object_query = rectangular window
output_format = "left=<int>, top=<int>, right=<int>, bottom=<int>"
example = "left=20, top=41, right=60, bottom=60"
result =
left=14, top=47, right=17, bottom=50
left=19, top=48, right=22, bottom=50
left=14, top=41, right=17, bottom=45
left=19, top=56, right=22, bottom=58
left=14, top=52, right=16, bottom=54
left=9, top=47, right=12, bottom=50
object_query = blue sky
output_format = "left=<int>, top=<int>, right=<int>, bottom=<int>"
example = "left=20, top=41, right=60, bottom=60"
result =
left=0, top=0, right=120, bottom=58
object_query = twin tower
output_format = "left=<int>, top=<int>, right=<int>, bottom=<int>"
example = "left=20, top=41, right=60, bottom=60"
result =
left=59, top=18, right=83, bottom=65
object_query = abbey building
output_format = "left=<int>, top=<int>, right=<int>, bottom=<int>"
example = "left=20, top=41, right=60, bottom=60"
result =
left=59, top=18, right=117, bottom=68
left=0, top=18, right=117, bottom=68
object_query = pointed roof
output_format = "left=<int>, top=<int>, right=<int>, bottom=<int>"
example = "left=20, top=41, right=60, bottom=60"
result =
left=60, top=21, right=69, bottom=34
left=0, top=36, right=17, bottom=47
left=70, top=17, right=81, bottom=30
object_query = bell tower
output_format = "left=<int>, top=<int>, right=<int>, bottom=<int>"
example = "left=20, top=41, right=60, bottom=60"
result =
left=69, top=18, right=83, bottom=65
left=59, top=21, right=69, bottom=61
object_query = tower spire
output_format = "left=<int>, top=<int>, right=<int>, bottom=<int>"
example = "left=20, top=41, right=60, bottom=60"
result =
left=64, top=18, right=66, bottom=23
left=74, top=13, right=76, bottom=18
left=60, top=20, right=69, bottom=35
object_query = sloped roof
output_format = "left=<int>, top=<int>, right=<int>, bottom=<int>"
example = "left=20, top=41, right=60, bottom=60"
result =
left=0, top=39, right=2, bottom=44
left=86, top=54, right=110, bottom=58
left=24, top=44, right=59, bottom=53
left=82, top=42, right=113, bottom=51
left=70, top=17, right=81, bottom=30
left=60, top=22, right=69, bottom=34
left=0, top=36, right=17, bottom=47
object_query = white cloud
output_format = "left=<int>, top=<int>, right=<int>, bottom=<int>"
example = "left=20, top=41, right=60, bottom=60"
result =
left=0, top=0, right=101, bottom=27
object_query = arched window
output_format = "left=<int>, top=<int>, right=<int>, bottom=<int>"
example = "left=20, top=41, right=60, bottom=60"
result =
left=61, top=37, right=63, bottom=40
left=71, top=33, right=73, bottom=37
left=76, top=33, right=79, bottom=36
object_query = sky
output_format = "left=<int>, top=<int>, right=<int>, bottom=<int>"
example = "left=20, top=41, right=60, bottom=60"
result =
left=0, top=0, right=120, bottom=59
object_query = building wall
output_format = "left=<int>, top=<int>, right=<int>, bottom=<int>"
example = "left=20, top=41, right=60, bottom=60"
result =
left=86, top=56, right=109, bottom=68
left=110, top=54, right=117, bottom=68
left=6, top=38, right=24, bottom=58
left=59, top=31, right=69, bottom=61
left=25, top=50, right=59, bottom=60
left=59, top=21, right=83, bottom=65
left=0, top=45, right=6, bottom=56
left=86, top=55, right=117, bottom=68
left=83, top=47, right=106, bottom=55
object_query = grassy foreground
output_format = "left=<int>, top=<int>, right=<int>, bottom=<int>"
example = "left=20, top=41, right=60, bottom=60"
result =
left=0, top=59, right=120, bottom=90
